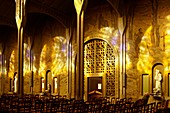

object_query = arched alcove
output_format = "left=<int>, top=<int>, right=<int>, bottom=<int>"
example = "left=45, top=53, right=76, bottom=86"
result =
left=152, top=63, right=164, bottom=96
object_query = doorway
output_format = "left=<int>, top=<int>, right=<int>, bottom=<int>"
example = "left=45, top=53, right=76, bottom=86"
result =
left=88, top=77, right=102, bottom=100
left=84, top=39, right=118, bottom=100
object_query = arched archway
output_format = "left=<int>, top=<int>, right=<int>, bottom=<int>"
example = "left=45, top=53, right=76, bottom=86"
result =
left=13, top=72, right=17, bottom=93
left=84, top=38, right=118, bottom=100
left=152, top=63, right=164, bottom=94
left=45, top=69, right=51, bottom=90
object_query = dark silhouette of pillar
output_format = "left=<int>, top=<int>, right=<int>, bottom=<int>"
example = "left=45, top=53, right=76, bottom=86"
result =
left=74, top=0, right=88, bottom=100
left=15, top=0, right=27, bottom=97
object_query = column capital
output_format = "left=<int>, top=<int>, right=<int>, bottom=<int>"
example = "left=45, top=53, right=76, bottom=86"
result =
left=74, top=0, right=83, bottom=15
left=74, top=0, right=88, bottom=15
left=15, top=0, right=27, bottom=29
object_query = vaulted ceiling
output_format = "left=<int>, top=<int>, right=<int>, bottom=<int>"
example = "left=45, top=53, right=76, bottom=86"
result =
left=0, top=0, right=125, bottom=28
left=0, top=0, right=135, bottom=44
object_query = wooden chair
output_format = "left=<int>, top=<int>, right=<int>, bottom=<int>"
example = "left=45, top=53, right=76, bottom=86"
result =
left=32, top=99, right=44, bottom=113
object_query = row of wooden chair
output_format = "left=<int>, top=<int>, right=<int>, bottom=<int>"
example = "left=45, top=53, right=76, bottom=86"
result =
left=0, top=94, right=169, bottom=113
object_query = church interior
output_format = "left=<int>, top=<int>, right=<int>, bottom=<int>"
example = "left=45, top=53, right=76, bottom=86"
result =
left=0, top=0, right=170, bottom=112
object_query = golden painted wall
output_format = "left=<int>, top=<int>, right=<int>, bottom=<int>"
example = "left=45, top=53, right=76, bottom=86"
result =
left=38, top=37, right=67, bottom=95
left=82, top=0, right=170, bottom=99
left=1, top=0, right=170, bottom=100
left=126, top=0, right=170, bottom=98
left=31, top=17, right=67, bottom=95
left=23, top=44, right=31, bottom=93
left=82, top=3, right=120, bottom=99
left=7, top=44, right=31, bottom=93
left=0, top=15, right=67, bottom=95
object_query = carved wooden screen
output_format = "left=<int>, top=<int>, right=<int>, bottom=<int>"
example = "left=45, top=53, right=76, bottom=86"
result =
left=106, top=45, right=116, bottom=96
left=84, top=39, right=116, bottom=96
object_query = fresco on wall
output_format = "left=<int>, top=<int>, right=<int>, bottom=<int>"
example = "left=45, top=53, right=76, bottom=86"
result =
left=134, top=28, right=144, bottom=54
left=9, top=50, right=16, bottom=78
left=39, top=36, right=67, bottom=77
left=136, top=14, right=170, bottom=74
left=39, top=45, right=47, bottom=77
left=9, top=44, right=31, bottom=78
left=85, top=4, right=118, bottom=36
left=51, top=36, right=67, bottom=76
left=163, top=15, right=170, bottom=73
left=137, top=26, right=155, bottom=74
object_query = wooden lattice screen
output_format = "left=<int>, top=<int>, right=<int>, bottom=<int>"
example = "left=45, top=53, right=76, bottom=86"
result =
left=84, top=39, right=116, bottom=96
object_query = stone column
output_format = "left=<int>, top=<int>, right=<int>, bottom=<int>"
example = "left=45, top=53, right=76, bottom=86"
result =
left=0, top=44, right=5, bottom=94
left=66, top=28, right=72, bottom=99
left=74, top=0, right=87, bottom=100
left=118, top=17, right=126, bottom=98
left=29, top=37, right=34, bottom=94
left=15, top=0, right=26, bottom=97
left=68, top=42, right=72, bottom=98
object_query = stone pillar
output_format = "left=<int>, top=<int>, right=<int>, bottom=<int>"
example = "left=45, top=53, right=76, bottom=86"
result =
left=29, top=37, right=34, bottom=94
left=1, top=45, right=5, bottom=94
left=118, top=17, right=126, bottom=98
left=68, top=42, right=72, bottom=98
left=66, top=28, right=72, bottom=99
left=15, top=0, right=27, bottom=97
left=74, top=0, right=87, bottom=100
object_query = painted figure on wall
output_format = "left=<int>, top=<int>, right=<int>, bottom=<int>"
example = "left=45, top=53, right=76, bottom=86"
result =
left=153, top=69, right=162, bottom=94
left=135, top=28, right=144, bottom=56
left=98, top=14, right=108, bottom=29
left=156, top=25, right=160, bottom=47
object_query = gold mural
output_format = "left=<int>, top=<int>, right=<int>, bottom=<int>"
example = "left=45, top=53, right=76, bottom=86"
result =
left=39, top=45, right=47, bottom=77
left=51, top=36, right=67, bottom=76
left=137, top=26, right=153, bottom=74
left=9, top=43, right=30, bottom=78
left=9, top=50, right=16, bottom=78
left=137, top=14, right=170, bottom=74
left=39, top=36, right=67, bottom=77
left=164, top=15, right=170, bottom=73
